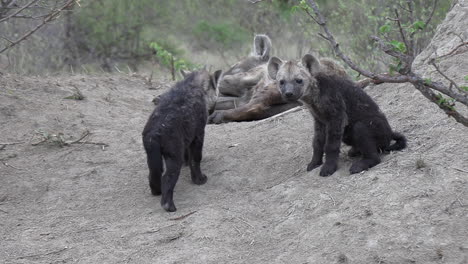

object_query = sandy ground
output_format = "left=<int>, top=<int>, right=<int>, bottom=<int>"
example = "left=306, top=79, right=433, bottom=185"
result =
left=0, top=71, right=467, bottom=264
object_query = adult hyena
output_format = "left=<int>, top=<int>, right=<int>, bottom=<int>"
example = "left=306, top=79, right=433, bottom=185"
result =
left=210, top=35, right=359, bottom=124
left=268, top=54, right=406, bottom=176
left=209, top=34, right=301, bottom=123
left=142, top=69, right=221, bottom=212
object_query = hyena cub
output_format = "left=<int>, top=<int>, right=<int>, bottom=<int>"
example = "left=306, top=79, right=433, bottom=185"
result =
left=268, top=54, right=406, bottom=176
left=142, top=69, right=221, bottom=212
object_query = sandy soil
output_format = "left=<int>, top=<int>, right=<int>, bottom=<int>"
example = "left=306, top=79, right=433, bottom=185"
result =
left=0, top=70, right=467, bottom=264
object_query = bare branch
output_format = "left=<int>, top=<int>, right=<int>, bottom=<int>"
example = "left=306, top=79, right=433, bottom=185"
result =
left=0, top=0, right=76, bottom=54
left=0, top=35, right=13, bottom=43
left=412, top=81, right=468, bottom=126
left=406, top=0, right=416, bottom=56
left=414, top=76, right=468, bottom=106
left=397, top=2, right=411, bottom=13
left=406, top=0, right=415, bottom=24
left=428, top=59, right=460, bottom=90
left=422, top=0, right=438, bottom=35
left=435, top=41, right=468, bottom=59
left=249, top=0, right=265, bottom=3
left=394, top=9, right=409, bottom=55
left=0, top=0, right=39, bottom=23
left=370, top=35, right=412, bottom=67
left=303, top=0, right=468, bottom=127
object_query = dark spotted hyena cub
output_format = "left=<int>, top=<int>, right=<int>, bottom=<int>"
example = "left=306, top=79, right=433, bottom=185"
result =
left=142, top=69, right=221, bottom=212
left=268, top=54, right=406, bottom=176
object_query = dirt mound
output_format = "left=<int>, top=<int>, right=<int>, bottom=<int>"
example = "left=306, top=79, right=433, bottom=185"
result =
left=1, top=3, right=468, bottom=264
left=0, top=70, right=467, bottom=264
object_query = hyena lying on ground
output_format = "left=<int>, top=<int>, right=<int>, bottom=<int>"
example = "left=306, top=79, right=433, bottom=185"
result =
left=210, top=34, right=353, bottom=124
left=268, top=54, right=406, bottom=176
left=209, top=34, right=300, bottom=123
left=142, top=69, right=221, bottom=212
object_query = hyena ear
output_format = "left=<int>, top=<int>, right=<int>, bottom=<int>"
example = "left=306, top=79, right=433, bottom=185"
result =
left=267, top=56, right=283, bottom=80
left=211, top=70, right=222, bottom=89
left=302, top=54, right=321, bottom=75
left=253, top=34, right=272, bottom=62
left=180, top=69, right=190, bottom=78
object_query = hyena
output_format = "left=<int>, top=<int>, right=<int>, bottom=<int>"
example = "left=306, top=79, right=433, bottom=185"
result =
left=209, top=34, right=300, bottom=123
left=267, top=54, right=406, bottom=176
left=210, top=34, right=364, bottom=124
left=142, top=69, right=221, bottom=212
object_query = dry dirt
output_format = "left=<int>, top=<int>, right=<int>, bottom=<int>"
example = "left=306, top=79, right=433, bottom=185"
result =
left=0, top=69, right=467, bottom=264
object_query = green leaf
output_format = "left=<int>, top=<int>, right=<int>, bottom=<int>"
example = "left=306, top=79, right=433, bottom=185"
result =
left=461, top=86, right=468, bottom=92
left=424, top=78, right=432, bottom=85
left=411, top=21, right=425, bottom=31
left=389, top=40, right=406, bottom=53
left=464, top=75, right=468, bottom=81
left=379, top=24, right=391, bottom=34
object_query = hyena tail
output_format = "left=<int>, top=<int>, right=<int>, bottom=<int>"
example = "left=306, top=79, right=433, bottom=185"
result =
left=145, top=139, right=163, bottom=196
left=385, top=132, right=407, bottom=151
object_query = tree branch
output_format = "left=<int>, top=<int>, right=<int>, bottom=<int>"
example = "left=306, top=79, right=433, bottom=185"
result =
left=303, top=0, right=468, bottom=127
left=411, top=80, right=468, bottom=126
left=435, top=41, right=468, bottom=59
left=0, top=0, right=39, bottom=23
left=428, top=59, right=460, bottom=90
left=421, top=0, right=438, bottom=36
left=394, top=9, right=409, bottom=56
left=0, top=0, right=76, bottom=54
left=370, top=35, right=412, bottom=66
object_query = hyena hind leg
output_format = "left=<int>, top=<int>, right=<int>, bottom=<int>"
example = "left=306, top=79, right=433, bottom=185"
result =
left=160, top=157, right=183, bottom=212
left=349, top=122, right=381, bottom=174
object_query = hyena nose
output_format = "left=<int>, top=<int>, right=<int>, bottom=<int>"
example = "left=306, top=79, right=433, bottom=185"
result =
left=284, top=91, right=294, bottom=98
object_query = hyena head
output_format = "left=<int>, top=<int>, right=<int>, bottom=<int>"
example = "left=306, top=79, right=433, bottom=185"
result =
left=182, top=69, right=222, bottom=114
left=267, top=54, right=321, bottom=102
left=217, top=34, right=272, bottom=95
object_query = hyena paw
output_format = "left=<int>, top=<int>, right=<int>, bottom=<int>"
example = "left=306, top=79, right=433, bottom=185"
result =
left=161, top=200, right=177, bottom=212
left=347, top=148, right=361, bottom=157
left=307, top=160, right=323, bottom=171
left=192, top=174, right=208, bottom=185
left=349, top=162, right=367, bottom=174
left=208, top=111, right=226, bottom=124
left=319, top=163, right=337, bottom=177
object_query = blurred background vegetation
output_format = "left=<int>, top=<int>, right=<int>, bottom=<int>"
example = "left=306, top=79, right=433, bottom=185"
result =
left=0, top=0, right=452, bottom=78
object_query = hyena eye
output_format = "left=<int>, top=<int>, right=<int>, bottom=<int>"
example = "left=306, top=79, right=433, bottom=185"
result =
left=295, top=79, right=303, bottom=84
left=279, top=80, right=285, bottom=85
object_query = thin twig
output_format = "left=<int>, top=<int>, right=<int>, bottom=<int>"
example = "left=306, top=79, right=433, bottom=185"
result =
left=0, top=154, right=17, bottom=162
left=0, top=0, right=76, bottom=53
left=2, top=161, right=23, bottom=170
left=236, top=217, right=254, bottom=228
left=428, top=58, right=460, bottom=90
left=17, top=247, right=68, bottom=260
left=394, top=9, right=410, bottom=58
left=421, top=0, right=438, bottom=37
left=406, top=0, right=416, bottom=56
left=65, top=130, right=90, bottom=145
left=452, top=167, right=468, bottom=174
left=435, top=42, right=468, bottom=59
left=370, top=35, right=412, bottom=68
left=254, top=106, right=302, bottom=126
left=169, top=211, right=197, bottom=221
left=323, top=192, right=336, bottom=206
left=0, top=141, right=24, bottom=145
left=0, top=36, right=13, bottom=43
left=0, top=0, right=39, bottom=23
left=266, top=167, right=303, bottom=189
